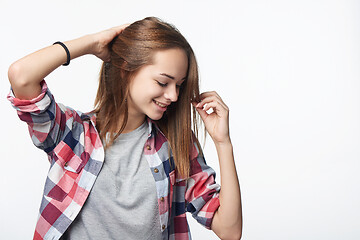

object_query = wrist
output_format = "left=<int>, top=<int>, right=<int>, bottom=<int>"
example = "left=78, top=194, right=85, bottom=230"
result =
left=214, top=137, right=232, bottom=149
left=85, top=33, right=101, bottom=56
left=62, top=34, right=96, bottom=60
left=78, top=34, right=98, bottom=56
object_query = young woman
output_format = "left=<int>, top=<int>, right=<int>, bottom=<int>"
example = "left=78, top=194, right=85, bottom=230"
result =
left=8, top=17, right=242, bottom=240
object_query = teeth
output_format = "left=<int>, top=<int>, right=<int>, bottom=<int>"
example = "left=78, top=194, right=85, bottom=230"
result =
left=154, top=101, right=166, bottom=108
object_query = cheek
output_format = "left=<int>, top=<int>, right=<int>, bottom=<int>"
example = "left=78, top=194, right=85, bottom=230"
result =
left=144, top=83, right=163, bottom=98
left=131, top=82, right=162, bottom=103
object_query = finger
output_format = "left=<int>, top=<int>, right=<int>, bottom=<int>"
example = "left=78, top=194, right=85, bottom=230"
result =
left=200, top=91, right=222, bottom=101
left=196, top=95, right=228, bottom=111
left=111, top=23, right=131, bottom=34
left=193, top=103, right=209, bottom=121
left=202, top=102, right=219, bottom=113
left=211, top=96, right=228, bottom=111
left=196, top=95, right=216, bottom=108
left=199, top=92, right=228, bottom=109
left=203, top=102, right=229, bottom=119
left=195, top=97, right=225, bottom=116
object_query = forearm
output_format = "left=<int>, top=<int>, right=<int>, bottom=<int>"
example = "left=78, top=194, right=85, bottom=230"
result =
left=212, top=141, right=242, bottom=239
left=8, top=34, right=95, bottom=99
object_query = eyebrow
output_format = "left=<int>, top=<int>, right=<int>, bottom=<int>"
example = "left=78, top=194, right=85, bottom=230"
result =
left=159, top=73, right=187, bottom=81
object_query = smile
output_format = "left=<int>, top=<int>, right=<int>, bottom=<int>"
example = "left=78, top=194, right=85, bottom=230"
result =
left=153, top=100, right=168, bottom=108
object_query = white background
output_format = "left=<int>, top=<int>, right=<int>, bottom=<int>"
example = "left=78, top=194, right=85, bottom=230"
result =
left=1, top=0, right=359, bottom=239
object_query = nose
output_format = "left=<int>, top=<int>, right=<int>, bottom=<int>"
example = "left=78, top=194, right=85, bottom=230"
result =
left=164, top=85, right=178, bottom=102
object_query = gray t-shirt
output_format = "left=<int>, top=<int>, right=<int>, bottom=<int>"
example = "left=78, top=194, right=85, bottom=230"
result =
left=62, top=121, right=162, bottom=239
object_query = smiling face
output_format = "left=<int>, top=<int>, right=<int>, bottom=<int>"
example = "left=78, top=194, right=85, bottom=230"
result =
left=127, top=48, right=188, bottom=122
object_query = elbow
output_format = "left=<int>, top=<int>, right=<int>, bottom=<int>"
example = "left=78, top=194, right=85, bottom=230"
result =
left=8, top=62, right=20, bottom=85
left=219, top=229, right=242, bottom=240
left=8, top=61, right=27, bottom=87
left=8, top=62, right=42, bottom=99
left=216, top=220, right=242, bottom=240
left=212, top=210, right=243, bottom=240
left=214, top=222, right=242, bottom=240
left=233, top=231, right=243, bottom=240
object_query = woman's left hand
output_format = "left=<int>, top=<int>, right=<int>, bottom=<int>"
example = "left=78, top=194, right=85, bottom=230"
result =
left=193, top=91, right=231, bottom=145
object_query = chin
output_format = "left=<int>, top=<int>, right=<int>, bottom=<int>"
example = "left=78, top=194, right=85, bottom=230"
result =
left=146, top=112, right=165, bottom=121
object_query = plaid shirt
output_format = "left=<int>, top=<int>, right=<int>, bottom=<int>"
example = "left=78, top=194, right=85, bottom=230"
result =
left=8, top=80, right=220, bottom=240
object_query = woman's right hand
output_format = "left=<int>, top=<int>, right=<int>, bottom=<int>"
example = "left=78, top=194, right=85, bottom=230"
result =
left=90, top=24, right=130, bottom=62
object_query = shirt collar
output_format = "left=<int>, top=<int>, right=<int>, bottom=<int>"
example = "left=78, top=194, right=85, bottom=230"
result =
left=84, top=112, right=167, bottom=141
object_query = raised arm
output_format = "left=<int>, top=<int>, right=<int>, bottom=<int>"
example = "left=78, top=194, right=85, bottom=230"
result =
left=8, top=24, right=129, bottom=100
left=194, top=91, right=243, bottom=240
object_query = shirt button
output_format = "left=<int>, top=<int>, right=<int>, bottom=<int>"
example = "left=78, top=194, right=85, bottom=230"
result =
left=146, top=145, right=151, bottom=150
left=154, top=168, right=159, bottom=173
left=162, top=224, right=166, bottom=230
left=160, top=197, right=164, bottom=202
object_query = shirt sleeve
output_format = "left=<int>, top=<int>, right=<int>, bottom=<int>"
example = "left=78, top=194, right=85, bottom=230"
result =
left=185, top=140, right=221, bottom=230
left=7, top=80, right=77, bottom=156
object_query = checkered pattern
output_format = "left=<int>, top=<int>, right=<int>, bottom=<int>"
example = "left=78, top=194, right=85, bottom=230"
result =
left=8, top=80, right=221, bottom=240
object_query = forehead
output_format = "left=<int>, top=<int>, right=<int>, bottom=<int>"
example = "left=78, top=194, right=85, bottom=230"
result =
left=150, top=48, right=188, bottom=77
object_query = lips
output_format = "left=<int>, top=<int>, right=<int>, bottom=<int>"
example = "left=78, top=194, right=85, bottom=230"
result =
left=153, top=100, right=169, bottom=108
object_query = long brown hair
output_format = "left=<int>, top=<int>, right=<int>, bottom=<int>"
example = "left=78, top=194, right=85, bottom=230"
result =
left=92, top=17, right=202, bottom=178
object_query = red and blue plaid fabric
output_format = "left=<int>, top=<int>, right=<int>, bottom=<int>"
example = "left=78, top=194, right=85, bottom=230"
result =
left=8, top=80, right=220, bottom=240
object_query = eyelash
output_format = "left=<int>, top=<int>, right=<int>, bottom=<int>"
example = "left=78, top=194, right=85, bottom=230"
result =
left=156, top=81, right=182, bottom=88
left=157, top=81, right=167, bottom=87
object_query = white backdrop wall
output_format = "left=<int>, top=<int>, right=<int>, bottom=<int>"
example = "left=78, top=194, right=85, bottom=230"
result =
left=1, top=0, right=359, bottom=239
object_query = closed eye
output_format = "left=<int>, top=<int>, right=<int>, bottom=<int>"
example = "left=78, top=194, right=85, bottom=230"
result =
left=156, top=81, right=167, bottom=87
left=156, top=80, right=182, bottom=89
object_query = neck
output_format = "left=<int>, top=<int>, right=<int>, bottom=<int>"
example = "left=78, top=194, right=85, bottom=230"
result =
left=122, top=113, right=146, bottom=133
